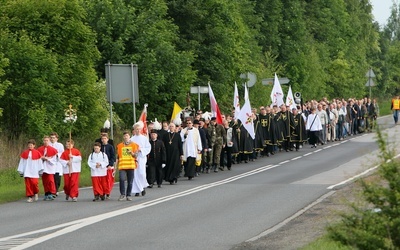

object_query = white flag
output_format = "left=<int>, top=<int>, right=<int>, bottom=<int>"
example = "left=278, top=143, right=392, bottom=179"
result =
left=286, top=85, right=296, bottom=111
left=233, top=82, right=240, bottom=119
left=244, top=82, right=249, bottom=101
left=237, top=99, right=255, bottom=139
left=270, top=73, right=284, bottom=107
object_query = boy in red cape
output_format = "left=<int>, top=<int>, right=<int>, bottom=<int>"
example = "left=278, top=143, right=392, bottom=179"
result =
left=18, top=139, right=44, bottom=203
left=60, top=139, right=82, bottom=202
left=37, top=136, right=58, bottom=201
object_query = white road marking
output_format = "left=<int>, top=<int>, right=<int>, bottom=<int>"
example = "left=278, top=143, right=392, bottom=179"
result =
left=4, top=164, right=277, bottom=249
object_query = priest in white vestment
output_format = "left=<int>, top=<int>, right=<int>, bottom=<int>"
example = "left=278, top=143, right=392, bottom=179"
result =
left=130, top=122, right=151, bottom=196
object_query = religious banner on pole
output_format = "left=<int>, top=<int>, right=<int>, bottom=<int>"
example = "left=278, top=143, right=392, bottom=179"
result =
left=233, top=82, right=240, bottom=120
left=237, top=99, right=255, bottom=139
left=270, top=73, right=284, bottom=107
left=286, top=85, right=296, bottom=110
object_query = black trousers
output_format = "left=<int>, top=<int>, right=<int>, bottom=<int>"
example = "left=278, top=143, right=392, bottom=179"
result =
left=220, top=146, right=232, bottom=169
left=147, top=161, right=164, bottom=185
left=54, top=172, right=61, bottom=192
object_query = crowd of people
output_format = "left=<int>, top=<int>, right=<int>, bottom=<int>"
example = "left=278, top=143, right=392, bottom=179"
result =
left=17, top=96, right=384, bottom=203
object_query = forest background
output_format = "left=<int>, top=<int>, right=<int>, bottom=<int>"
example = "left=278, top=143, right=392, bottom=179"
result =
left=0, top=0, right=400, bottom=173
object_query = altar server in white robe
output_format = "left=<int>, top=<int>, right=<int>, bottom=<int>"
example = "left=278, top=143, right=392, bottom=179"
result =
left=130, top=122, right=151, bottom=196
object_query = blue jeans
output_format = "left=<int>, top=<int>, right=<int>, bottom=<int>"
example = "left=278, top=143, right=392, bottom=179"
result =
left=394, top=110, right=399, bottom=124
left=119, top=169, right=134, bottom=196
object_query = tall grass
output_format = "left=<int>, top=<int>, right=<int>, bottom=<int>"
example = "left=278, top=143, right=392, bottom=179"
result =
left=300, top=236, right=352, bottom=250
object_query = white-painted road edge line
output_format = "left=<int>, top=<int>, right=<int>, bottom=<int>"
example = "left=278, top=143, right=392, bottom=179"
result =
left=327, top=153, right=400, bottom=190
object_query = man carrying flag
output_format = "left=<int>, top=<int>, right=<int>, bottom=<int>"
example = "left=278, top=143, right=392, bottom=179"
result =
left=236, top=98, right=255, bottom=163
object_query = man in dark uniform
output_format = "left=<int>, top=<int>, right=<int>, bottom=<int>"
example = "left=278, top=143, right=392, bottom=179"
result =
left=276, top=105, right=295, bottom=152
left=147, top=130, right=166, bottom=188
left=291, top=108, right=307, bottom=151
left=161, top=123, right=183, bottom=184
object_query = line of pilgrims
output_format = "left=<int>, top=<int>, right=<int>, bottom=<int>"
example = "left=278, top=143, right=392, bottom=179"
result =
left=17, top=103, right=308, bottom=203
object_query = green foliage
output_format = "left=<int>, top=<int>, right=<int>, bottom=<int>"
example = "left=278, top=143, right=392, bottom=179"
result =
left=0, top=0, right=395, bottom=138
left=83, top=0, right=196, bottom=124
left=301, top=235, right=352, bottom=250
left=0, top=0, right=105, bottom=139
left=328, top=127, right=400, bottom=249
left=167, top=0, right=262, bottom=109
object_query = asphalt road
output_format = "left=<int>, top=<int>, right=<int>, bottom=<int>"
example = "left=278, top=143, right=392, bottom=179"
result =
left=0, top=116, right=397, bottom=250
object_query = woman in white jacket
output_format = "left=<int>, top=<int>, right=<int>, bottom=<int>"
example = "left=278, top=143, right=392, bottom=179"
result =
left=306, top=107, right=323, bottom=148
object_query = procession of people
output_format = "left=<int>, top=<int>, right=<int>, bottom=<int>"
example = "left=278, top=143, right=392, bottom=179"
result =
left=17, top=95, right=382, bottom=203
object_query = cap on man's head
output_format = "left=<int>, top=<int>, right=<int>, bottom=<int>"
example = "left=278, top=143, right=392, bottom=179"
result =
left=193, top=119, right=200, bottom=125
left=211, top=117, right=217, bottom=121
left=150, top=129, right=158, bottom=134
left=199, top=118, right=205, bottom=122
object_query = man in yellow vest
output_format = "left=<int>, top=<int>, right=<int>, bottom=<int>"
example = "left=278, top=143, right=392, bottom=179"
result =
left=391, top=95, right=400, bottom=124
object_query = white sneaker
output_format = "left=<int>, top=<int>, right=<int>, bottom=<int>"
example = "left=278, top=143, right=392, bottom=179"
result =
left=34, top=194, right=38, bottom=201
left=27, top=197, right=33, bottom=203
left=72, top=197, right=77, bottom=202
left=118, top=195, right=126, bottom=201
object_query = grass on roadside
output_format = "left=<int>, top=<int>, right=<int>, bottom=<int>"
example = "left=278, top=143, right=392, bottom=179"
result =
left=300, top=235, right=352, bottom=250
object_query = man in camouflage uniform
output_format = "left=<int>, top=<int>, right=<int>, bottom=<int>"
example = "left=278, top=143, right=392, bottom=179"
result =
left=207, top=117, right=226, bottom=173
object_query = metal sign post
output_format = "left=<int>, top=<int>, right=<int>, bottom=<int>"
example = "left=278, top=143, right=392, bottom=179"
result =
left=190, top=86, right=209, bottom=111
left=365, top=68, right=376, bottom=99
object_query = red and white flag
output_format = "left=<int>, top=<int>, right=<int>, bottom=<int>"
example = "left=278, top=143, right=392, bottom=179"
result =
left=137, top=104, right=148, bottom=136
left=270, top=73, right=284, bottom=107
left=233, top=82, right=240, bottom=119
left=237, top=98, right=255, bottom=139
left=208, top=83, right=223, bottom=124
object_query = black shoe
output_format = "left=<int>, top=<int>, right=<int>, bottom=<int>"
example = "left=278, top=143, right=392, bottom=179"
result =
left=147, top=184, right=153, bottom=188
left=170, top=181, right=173, bottom=185
left=158, top=185, right=161, bottom=188
left=188, top=177, right=193, bottom=180
left=135, top=193, right=140, bottom=197
left=174, top=178, right=178, bottom=183
left=100, top=195, right=105, bottom=201
left=141, top=190, right=146, bottom=196
left=227, top=167, right=231, bottom=170
left=93, top=195, right=99, bottom=202
left=219, top=166, right=224, bottom=171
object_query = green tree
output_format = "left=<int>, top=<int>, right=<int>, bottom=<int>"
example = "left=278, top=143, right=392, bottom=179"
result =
left=328, top=127, right=400, bottom=249
left=167, top=0, right=262, bottom=110
left=83, top=0, right=196, bottom=124
left=0, top=46, right=11, bottom=117
left=0, top=0, right=105, bottom=138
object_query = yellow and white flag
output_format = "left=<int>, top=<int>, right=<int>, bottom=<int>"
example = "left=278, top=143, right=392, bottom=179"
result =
left=170, top=102, right=182, bottom=124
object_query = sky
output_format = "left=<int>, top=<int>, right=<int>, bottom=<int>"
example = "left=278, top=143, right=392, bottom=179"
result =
left=370, top=0, right=394, bottom=26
